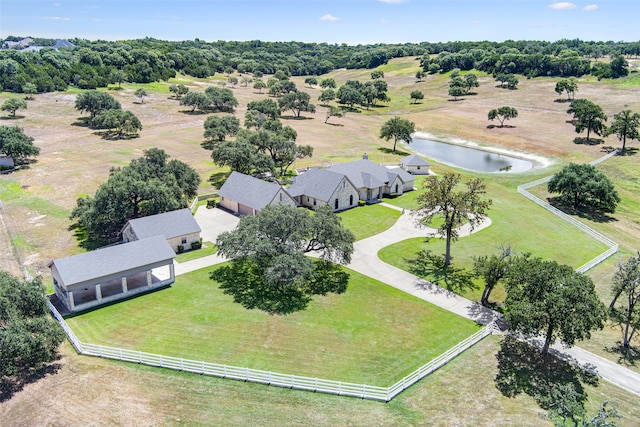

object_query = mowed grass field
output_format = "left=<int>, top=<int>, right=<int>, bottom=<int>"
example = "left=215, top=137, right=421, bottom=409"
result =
left=65, top=265, right=482, bottom=385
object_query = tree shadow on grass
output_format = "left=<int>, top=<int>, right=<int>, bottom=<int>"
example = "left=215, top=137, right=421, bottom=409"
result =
left=68, top=222, right=109, bottom=251
left=495, top=336, right=598, bottom=411
left=377, top=147, right=410, bottom=156
left=0, top=115, right=26, bottom=120
left=573, top=137, right=604, bottom=146
left=94, top=131, right=140, bottom=141
left=604, top=344, right=640, bottom=369
left=0, top=362, right=62, bottom=403
left=546, top=196, right=617, bottom=224
left=208, top=171, right=231, bottom=189
left=616, top=147, right=639, bottom=156
left=71, top=117, right=91, bottom=127
left=406, top=249, right=476, bottom=295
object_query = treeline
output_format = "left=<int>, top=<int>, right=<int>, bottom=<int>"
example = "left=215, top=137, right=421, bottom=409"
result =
left=0, top=37, right=638, bottom=94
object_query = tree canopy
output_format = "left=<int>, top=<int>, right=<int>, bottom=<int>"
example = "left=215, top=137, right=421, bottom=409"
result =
left=567, top=99, right=607, bottom=142
left=609, top=252, right=640, bottom=349
left=203, top=115, right=240, bottom=144
left=0, top=125, right=40, bottom=165
left=74, top=90, right=121, bottom=118
left=554, top=77, right=578, bottom=101
left=91, top=109, right=142, bottom=138
left=0, top=272, right=65, bottom=395
left=278, top=91, right=316, bottom=118
left=414, top=173, right=492, bottom=266
left=379, top=116, right=415, bottom=152
left=606, top=109, right=640, bottom=152
left=547, top=163, right=620, bottom=213
left=70, top=148, right=200, bottom=245
left=504, top=256, right=607, bottom=354
left=214, top=204, right=355, bottom=314
left=488, top=106, right=518, bottom=127
left=1, top=97, right=27, bottom=117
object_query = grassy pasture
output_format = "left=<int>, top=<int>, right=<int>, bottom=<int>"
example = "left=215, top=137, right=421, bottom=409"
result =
left=2, top=56, right=640, bottom=423
left=65, top=265, right=481, bottom=385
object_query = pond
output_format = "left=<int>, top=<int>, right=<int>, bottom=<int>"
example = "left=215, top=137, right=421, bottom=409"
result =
left=411, top=137, right=533, bottom=173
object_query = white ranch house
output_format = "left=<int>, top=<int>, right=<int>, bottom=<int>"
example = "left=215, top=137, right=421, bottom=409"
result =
left=217, top=155, right=418, bottom=215
left=287, top=168, right=359, bottom=212
left=324, top=154, right=416, bottom=203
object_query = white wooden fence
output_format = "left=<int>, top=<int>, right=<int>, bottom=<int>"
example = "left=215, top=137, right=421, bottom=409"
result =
left=517, top=150, right=619, bottom=274
left=48, top=300, right=495, bottom=402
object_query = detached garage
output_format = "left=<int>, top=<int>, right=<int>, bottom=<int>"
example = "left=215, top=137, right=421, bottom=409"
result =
left=218, top=171, right=296, bottom=216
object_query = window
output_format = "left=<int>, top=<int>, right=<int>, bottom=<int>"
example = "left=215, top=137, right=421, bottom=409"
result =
left=342, top=180, right=345, bottom=189
left=279, top=193, right=283, bottom=201
left=350, top=194, right=354, bottom=205
left=395, top=184, right=399, bottom=193
left=313, top=198, right=316, bottom=206
left=335, top=198, right=339, bottom=210
left=417, top=166, right=421, bottom=170
left=181, top=237, right=187, bottom=244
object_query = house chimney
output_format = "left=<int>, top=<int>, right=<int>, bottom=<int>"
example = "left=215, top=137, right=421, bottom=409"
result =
left=363, top=152, right=368, bottom=160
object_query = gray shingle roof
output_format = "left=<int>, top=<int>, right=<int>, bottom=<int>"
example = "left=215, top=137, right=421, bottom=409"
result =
left=219, top=171, right=289, bottom=211
left=326, top=159, right=414, bottom=189
left=287, top=168, right=347, bottom=202
left=401, top=154, right=431, bottom=167
left=50, top=236, right=175, bottom=287
left=126, top=208, right=200, bottom=240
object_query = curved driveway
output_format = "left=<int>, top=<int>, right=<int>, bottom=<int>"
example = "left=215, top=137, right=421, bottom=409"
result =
left=178, top=204, right=640, bottom=396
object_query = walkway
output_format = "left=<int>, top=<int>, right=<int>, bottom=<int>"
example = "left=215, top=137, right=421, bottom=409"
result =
left=175, top=205, right=640, bottom=396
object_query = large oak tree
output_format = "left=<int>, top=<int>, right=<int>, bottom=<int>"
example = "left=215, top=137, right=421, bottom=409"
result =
left=70, top=148, right=200, bottom=244
left=414, top=173, right=492, bottom=266
left=0, top=272, right=65, bottom=394
left=547, top=163, right=620, bottom=213
left=504, top=256, right=607, bottom=354
left=214, top=204, right=355, bottom=314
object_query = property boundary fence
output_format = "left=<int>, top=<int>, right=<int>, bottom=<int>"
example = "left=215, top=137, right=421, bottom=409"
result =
left=517, top=150, right=619, bottom=274
left=48, top=300, right=496, bottom=402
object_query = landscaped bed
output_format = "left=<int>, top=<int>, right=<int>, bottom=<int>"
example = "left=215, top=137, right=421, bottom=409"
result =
left=65, top=265, right=482, bottom=385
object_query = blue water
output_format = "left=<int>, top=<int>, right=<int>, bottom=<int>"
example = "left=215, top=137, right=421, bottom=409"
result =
left=411, top=138, right=533, bottom=173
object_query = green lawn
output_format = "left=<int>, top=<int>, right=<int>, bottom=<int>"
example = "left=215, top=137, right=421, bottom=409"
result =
left=337, top=203, right=402, bottom=240
left=65, top=265, right=481, bottom=385
left=378, top=168, right=610, bottom=303
left=175, top=242, right=218, bottom=262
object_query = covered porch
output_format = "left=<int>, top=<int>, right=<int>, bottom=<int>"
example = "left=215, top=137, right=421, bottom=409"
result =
left=49, top=235, right=176, bottom=314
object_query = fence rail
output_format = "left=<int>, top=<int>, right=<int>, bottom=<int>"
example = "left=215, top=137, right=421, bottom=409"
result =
left=48, top=300, right=495, bottom=402
left=517, top=150, right=619, bottom=273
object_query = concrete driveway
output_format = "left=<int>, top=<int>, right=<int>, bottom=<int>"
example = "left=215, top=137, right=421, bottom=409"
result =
left=194, top=206, right=240, bottom=244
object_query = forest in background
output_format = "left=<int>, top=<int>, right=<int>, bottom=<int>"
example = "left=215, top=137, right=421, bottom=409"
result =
left=0, top=36, right=638, bottom=93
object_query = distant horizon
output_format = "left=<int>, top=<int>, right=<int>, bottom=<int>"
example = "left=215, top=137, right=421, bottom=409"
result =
left=1, top=1, right=638, bottom=46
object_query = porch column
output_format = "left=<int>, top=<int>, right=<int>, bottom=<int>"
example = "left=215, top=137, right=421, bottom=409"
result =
left=121, top=277, right=128, bottom=293
left=169, top=263, right=175, bottom=281
left=68, top=291, right=75, bottom=310
left=146, top=270, right=152, bottom=286
left=95, top=284, right=102, bottom=301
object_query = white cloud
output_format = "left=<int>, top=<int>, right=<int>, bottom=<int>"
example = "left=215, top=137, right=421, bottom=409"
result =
left=380, top=19, right=391, bottom=24
left=44, top=16, right=70, bottom=21
left=583, top=4, right=600, bottom=11
left=548, top=2, right=577, bottom=10
left=471, top=20, right=482, bottom=25
left=378, top=0, right=409, bottom=4
left=320, top=14, right=341, bottom=22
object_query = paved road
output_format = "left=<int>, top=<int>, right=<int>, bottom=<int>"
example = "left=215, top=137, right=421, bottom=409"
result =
left=176, top=205, right=640, bottom=396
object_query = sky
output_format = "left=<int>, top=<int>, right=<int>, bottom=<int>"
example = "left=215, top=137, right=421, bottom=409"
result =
left=1, top=0, right=638, bottom=44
